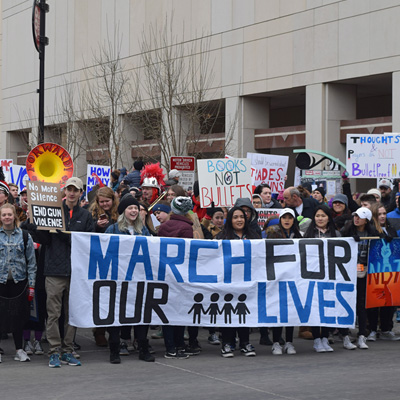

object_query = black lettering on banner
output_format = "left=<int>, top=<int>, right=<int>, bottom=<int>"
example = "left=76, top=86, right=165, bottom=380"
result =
left=143, top=283, right=169, bottom=323
left=265, top=240, right=295, bottom=280
left=328, top=239, right=351, bottom=281
left=300, top=239, right=325, bottom=279
left=93, top=280, right=116, bottom=325
left=119, top=281, right=144, bottom=324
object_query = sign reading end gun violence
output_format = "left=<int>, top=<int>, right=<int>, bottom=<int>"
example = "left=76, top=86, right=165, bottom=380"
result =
left=27, top=181, right=65, bottom=230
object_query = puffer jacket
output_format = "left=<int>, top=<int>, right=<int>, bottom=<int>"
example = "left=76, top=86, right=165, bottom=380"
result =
left=0, top=227, right=36, bottom=287
left=27, top=200, right=95, bottom=277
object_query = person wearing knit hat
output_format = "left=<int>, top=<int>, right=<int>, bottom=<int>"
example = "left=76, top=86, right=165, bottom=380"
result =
left=170, top=196, right=192, bottom=216
left=117, top=193, right=140, bottom=215
left=153, top=201, right=171, bottom=224
left=312, top=187, right=327, bottom=205
left=367, top=188, right=381, bottom=201
left=252, top=194, right=262, bottom=209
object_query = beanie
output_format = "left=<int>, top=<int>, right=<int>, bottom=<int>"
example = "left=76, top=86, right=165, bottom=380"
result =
left=118, top=193, right=140, bottom=215
left=171, top=196, right=192, bottom=215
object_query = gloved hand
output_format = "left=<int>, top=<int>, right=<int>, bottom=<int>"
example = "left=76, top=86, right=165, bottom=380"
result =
left=28, top=287, right=35, bottom=302
left=352, top=235, right=361, bottom=242
left=56, top=229, right=71, bottom=243
left=385, top=236, right=393, bottom=243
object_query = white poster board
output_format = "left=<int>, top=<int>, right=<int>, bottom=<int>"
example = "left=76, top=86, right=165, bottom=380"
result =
left=247, top=152, right=288, bottom=193
left=197, top=158, right=252, bottom=208
left=86, top=164, right=111, bottom=199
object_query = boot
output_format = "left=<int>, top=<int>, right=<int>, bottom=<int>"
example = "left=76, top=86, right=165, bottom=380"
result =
left=138, top=339, right=155, bottom=362
left=109, top=343, right=121, bottom=364
left=93, top=328, right=108, bottom=347
left=298, top=326, right=313, bottom=340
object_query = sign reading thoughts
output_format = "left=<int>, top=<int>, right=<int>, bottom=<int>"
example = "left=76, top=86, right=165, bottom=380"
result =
left=27, top=181, right=65, bottom=230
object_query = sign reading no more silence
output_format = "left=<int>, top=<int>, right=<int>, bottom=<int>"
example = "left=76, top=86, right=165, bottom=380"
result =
left=27, top=181, right=65, bottom=230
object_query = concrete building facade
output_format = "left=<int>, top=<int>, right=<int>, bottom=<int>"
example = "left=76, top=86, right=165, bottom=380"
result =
left=1, top=0, right=399, bottom=187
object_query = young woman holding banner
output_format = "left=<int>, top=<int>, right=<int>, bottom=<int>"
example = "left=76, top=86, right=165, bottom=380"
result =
left=0, top=204, right=37, bottom=363
left=217, top=206, right=258, bottom=358
left=265, top=208, right=302, bottom=355
left=304, top=205, right=340, bottom=353
left=105, top=194, right=154, bottom=364
left=340, top=207, right=378, bottom=350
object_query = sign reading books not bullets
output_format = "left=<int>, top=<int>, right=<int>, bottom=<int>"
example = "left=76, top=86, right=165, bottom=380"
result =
left=69, top=233, right=358, bottom=329
left=197, top=158, right=252, bottom=208
left=27, top=181, right=65, bottom=231
left=346, top=133, right=400, bottom=178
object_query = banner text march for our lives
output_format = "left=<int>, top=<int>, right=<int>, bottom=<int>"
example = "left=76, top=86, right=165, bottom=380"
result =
left=346, top=133, right=400, bottom=178
left=69, top=233, right=358, bottom=329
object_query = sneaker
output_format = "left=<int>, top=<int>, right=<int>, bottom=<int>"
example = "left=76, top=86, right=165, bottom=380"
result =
left=283, top=342, right=296, bottom=355
left=119, top=341, right=130, bottom=356
left=148, top=344, right=155, bottom=354
left=33, top=340, right=44, bottom=355
left=367, top=331, right=377, bottom=342
left=24, top=340, right=34, bottom=355
left=72, top=350, right=80, bottom=359
left=164, top=350, right=189, bottom=359
left=127, top=341, right=137, bottom=352
left=328, top=332, right=335, bottom=344
left=271, top=342, right=283, bottom=355
left=14, top=349, right=30, bottom=362
left=151, top=328, right=163, bottom=339
left=49, top=353, right=61, bottom=368
left=259, top=335, right=273, bottom=346
left=240, top=343, right=256, bottom=357
left=139, top=349, right=155, bottom=362
left=357, top=335, right=369, bottom=349
left=321, top=337, right=334, bottom=352
left=61, top=353, right=81, bottom=366
left=208, top=333, right=221, bottom=345
left=183, top=330, right=189, bottom=341
left=184, top=344, right=200, bottom=356
left=73, top=342, right=81, bottom=351
left=313, top=338, right=326, bottom=353
left=110, top=351, right=121, bottom=364
left=221, top=344, right=234, bottom=358
left=343, top=335, right=357, bottom=350
left=380, top=331, right=400, bottom=341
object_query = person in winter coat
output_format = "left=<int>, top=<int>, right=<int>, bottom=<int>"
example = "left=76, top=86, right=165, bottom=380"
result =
left=233, top=198, right=262, bottom=238
left=254, top=184, right=282, bottom=209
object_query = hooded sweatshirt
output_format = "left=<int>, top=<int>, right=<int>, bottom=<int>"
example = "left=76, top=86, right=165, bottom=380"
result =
left=234, top=198, right=262, bottom=238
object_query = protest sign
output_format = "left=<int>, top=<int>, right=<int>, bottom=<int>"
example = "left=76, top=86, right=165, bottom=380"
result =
left=346, top=133, right=400, bottom=178
left=86, top=164, right=111, bottom=199
left=300, top=170, right=342, bottom=199
left=256, top=208, right=281, bottom=230
left=0, top=159, right=13, bottom=182
left=27, top=181, right=65, bottom=230
left=197, top=158, right=252, bottom=208
left=70, top=234, right=358, bottom=329
left=170, top=156, right=195, bottom=191
left=8, top=165, right=29, bottom=191
left=247, top=152, right=288, bottom=193
left=366, top=238, right=400, bottom=308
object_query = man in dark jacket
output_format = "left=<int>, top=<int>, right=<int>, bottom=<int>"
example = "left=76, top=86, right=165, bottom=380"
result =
left=283, top=186, right=317, bottom=219
left=29, top=177, right=94, bottom=368
left=123, top=160, right=144, bottom=188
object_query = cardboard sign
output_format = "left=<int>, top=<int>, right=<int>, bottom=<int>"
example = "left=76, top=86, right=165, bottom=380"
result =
left=247, top=153, right=288, bottom=193
left=27, top=181, right=65, bottom=230
left=70, top=234, right=358, bottom=328
left=346, top=134, right=400, bottom=178
left=366, top=238, right=400, bottom=308
left=197, top=158, right=252, bottom=208
left=256, top=208, right=281, bottom=230
left=86, top=164, right=111, bottom=199
left=170, top=156, right=195, bottom=191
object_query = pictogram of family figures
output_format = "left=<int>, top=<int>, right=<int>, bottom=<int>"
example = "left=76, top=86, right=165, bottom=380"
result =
left=188, top=293, right=250, bottom=325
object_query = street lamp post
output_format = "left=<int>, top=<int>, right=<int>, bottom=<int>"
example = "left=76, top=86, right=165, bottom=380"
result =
left=32, top=0, right=49, bottom=144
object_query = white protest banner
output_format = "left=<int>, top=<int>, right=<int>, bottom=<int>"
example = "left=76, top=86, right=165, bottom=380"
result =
left=86, top=164, right=111, bottom=199
left=247, top=152, right=288, bottom=193
left=9, top=165, right=29, bottom=191
left=256, top=208, right=281, bottom=230
left=0, top=159, right=13, bottom=182
left=70, top=233, right=358, bottom=329
left=346, top=133, right=400, bottom=178
left=197, top=158, right=252, bottom=208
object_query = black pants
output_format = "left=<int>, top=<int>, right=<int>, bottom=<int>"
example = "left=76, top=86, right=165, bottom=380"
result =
left=0, top=279, right=28, bottom=350
left=312, top=326, right=329, bottom=339
left=357, top=277, right=367, bottom=336
left=272, top=327, right=293, bottom=343
left=220, top=327, right=250, bottom=347
left=163, top=325, right=185, bottom=353
left=108, top=325, right=149, bottom=347
left=367, top=306, right=395, bottom=332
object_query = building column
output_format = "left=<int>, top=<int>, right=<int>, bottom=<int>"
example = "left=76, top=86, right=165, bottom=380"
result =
left=392, top=72, right=400, bottom=132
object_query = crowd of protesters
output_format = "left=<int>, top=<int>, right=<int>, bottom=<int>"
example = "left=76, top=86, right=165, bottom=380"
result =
left=0, top=161, right=399, bottom=367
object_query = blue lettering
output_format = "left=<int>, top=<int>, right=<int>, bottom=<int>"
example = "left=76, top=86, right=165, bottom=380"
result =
left=257, top=282, right=278, bottom=323
left=279, top=281, right=288, bottom=323
left=352, top=163, right=361, bottom=177
left=222, top=240, right=251, bottom=283
left=207, top=160, right=215, bottom=173
left=88, top=235, right=119, bottom=280
left=125, top=237, right=153, bottom=280
left=158, top=238, right=185, bottom=282
left=288, top=281, right=314, bottom=323
left=318, top=282, right=335, bottom=324
left=336, top=283, right=354, bottom=325
left=90, top=166, right=97, bottom=174
left=188, top=240, right=218, bottom=283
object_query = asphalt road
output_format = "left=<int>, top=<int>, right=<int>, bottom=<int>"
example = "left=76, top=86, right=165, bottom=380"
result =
left=1, top=324, right=399, bottom=400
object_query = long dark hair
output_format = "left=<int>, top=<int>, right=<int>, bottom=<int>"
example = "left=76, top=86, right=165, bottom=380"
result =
left=219, top=206, right=258, bottom=239
left=341, top=213, right=377, bottom=237
left=278, top=211, right=302, bottom=238
left=304, top=204, right=338, bottom=238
